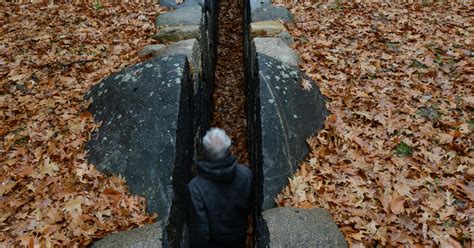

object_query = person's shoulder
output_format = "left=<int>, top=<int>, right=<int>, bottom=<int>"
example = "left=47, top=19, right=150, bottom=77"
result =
left=188, top=176, right=204, bottom=190
left=236, top=164, right=252, bottom=179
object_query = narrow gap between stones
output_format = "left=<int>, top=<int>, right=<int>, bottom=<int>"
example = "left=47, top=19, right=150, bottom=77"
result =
left=210, top=0, right=254, bottom=247
left=211, top=0, right=248, bottom=165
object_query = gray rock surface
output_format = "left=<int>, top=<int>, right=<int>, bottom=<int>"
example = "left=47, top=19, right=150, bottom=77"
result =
left=251, top=21, right=288, bottom=38
left=91, top=222, right=163, bottom=248
left=85, top=54, right=194, bottom=247
left=247, top=51, right=328, bottom=211
left=250, top=0, right=271, bottom=11
left=259, top=207, right=348, bottom=248
left=254, top=37, right=301, bottom=67
left=193, top=0, right=219, bottom=160
left=156, top=39, right=201, bottom=84
left=138, top=44, right=166, bottom=57
left=156, top=5, right=202, bottom=27
left=277, top=31, right=293, bottom=46
left=154, top=25, right=200, bottom=42
left=158, top=0, right=203, bottom=9
left=252, top=5, right=294, bottom=26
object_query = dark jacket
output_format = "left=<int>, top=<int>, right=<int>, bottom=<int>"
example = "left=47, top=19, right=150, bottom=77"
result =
left=187, top=155, right=252, bottom=248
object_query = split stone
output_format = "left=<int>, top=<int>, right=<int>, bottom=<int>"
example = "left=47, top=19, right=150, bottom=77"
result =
left=85, top=54, right=194, bottom=247
left=259, top=207, right=348, bottom=248
left=155, top=39, right=201, bottom=81
left=156, top=5, right=202, bottom=27
left=158, top=0, right=203, bottom=9
left=91, top=222, right=163, bottom=248
left=251, top=20, right=288, bottom=38
left=252, top=5, right=294, bottom=27
left=253, top=37, right=301, bottom=67
left=247, top=51, right=328, bottom=211
left=154, top=25, right=200, bottom=42
left=138, top=44, right=166, bottom=57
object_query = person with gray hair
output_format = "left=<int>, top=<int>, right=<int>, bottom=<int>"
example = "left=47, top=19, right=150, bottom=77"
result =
left=187, top=128, right=252, bottom=248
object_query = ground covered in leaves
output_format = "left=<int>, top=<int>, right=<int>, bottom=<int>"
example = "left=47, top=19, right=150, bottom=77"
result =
left=0, top=2, right=165, bottom=246
left=211, top=0, right=248, bottom=164
left=276, top=1, right=473, bottom=247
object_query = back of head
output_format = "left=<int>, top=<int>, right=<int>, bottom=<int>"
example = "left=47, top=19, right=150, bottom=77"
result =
left=202, top=128, right=231, bottom=161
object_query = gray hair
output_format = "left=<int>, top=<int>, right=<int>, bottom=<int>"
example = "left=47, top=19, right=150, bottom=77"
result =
left=202, top=128, right=231, bottom=161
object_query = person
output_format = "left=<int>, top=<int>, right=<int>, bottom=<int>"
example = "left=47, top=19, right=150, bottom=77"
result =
left=187, top=128, right=252, bottom=248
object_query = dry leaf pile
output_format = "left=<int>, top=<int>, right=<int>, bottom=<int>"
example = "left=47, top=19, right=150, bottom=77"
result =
left=212, top=0, right=248, bottom=164
left=276, top=1, right=473, bottom=247
left=0, top=2, right=166, bottom=246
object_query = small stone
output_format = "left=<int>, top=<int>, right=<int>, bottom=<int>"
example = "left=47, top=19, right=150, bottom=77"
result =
left=156, top=5, right=202, bottom=27
left=252, top=5, right=294, bottom=27
left=253, top=38, right=301, bottom=67
left=138, top=44, right=166, bottom=57
left=251, top=21, right=288, bottom=38
left=158, top=0, right=203, bottom=9
left=250, top=0, right=271, bottom=11
left=277, top=31, right=294, bottom=46
left=154, top=25, right=200, bottom=42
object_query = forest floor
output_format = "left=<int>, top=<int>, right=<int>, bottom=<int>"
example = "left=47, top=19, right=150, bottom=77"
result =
left=1, top=1, right=473, bottom=248
left=276, top=1, right=473, bottom=247
left=0, top=2, right=163, bottom=246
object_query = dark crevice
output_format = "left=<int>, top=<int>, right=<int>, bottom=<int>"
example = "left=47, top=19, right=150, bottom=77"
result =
left=210, top=0, right=254, bottom=247
left=211, top=0, right=248, bottom=165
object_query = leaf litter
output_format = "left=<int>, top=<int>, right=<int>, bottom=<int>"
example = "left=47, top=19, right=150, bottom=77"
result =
left=275, top=1, right=473, bottom=247
left=212, top=0, right=248, bottom=164
left=0, top=2, right=167, bottom=246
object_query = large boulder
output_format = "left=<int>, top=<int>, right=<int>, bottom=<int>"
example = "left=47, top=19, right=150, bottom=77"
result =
left=253, top=37, right=301, bottom=67
left=85, top=54, right=194, bottom=247
left=156, top=5, right=202, bottom=27
left=259, top=207, right=348, bottom=248
left=158, top=0, right=203, bottom=9
left=246, top=50, right=328, bottom=211
left=91, top=222, right=164, bottom=248
left=252, top=5, right=294, bottom=27
left=152, top=39, right=201, bottom=83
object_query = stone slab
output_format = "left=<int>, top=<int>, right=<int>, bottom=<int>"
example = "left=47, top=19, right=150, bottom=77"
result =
left=251, top=20, right=288, bottom=38
left=154, top=25, right=200, bottom=42
left=252, top=5, right=294, bottom=26
left=91, top=222, right=163, bottom=248
left=158, top=0, right=203, bottom=9
left=254, top=37, right=301, bottom=67
left=247, top=51, right=328, bottom=211
left=85, top=54, right=194, bottom=247
left=259, top=207, right=348, bottom=248
left=156, top=5, right=202, bottom=27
